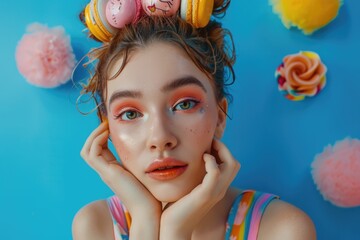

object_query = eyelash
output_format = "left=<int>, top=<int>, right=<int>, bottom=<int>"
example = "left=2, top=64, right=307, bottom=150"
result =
left=113, top=99, right=201, bottom=121
left=172, top=99, right=200, bottom=112
left=114, top=109, right=143, bottom=121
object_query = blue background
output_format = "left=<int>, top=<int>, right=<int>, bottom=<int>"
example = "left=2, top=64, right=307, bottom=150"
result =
left=1, top=0, right=359, bottom=239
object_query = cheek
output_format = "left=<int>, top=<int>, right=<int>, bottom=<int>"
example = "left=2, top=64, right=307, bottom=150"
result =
left=109, top=122, right=139, bottom=163
left=180, top=107, right=217, bottom=150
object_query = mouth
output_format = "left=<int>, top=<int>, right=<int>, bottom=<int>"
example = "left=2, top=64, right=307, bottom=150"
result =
left=145, top=158, right=188, bottom=181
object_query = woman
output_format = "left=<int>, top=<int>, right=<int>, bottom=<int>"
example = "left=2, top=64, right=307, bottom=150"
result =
left=73, top=1, right=316, bottom=239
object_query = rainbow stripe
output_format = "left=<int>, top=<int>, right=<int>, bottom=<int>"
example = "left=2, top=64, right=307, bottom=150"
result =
left=225, top=190, right=278, bottom=240
left=107, top=190, right=277, bottom=239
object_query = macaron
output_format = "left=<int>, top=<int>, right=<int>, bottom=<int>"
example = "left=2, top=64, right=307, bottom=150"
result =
left=106, top=0, right=143, bottom=28
left=192, top=0, right=213, bottom=28
left=142, top=0, right=180, bottom=16
left=181, top=0, right=213, bottom=28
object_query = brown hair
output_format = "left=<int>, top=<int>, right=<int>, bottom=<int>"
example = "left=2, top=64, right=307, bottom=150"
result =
left=79, top=0, right=236, bottom=120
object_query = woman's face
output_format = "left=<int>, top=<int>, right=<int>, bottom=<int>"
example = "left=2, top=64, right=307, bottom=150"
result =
left=106, top=41, right=227, bottom=203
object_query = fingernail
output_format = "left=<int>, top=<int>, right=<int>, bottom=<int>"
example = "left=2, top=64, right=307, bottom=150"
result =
left=204, top=153, right=214, bottom=160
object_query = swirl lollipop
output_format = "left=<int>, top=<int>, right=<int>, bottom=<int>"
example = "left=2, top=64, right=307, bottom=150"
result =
left=275, top=51, right=327, bottom=101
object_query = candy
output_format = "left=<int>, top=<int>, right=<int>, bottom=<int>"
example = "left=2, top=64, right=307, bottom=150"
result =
left=275, top=51, right=327, bottom=101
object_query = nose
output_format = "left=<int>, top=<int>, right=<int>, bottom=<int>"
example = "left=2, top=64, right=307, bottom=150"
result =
left=147, top=114, right=178, bottom=152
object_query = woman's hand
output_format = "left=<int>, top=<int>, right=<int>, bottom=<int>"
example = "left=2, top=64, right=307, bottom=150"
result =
left=80, top=121, right=161, bottom=239
left=159, top=139, right=240, bottom=239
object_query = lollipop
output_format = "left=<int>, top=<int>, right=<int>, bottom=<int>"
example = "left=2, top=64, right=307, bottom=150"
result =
left=270, top=0, right=343, bottom=35
left=275, top=51, right=327, bottom=101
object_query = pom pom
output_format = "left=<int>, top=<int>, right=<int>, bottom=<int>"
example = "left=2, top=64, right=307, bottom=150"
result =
left=311, top=137, right=360, bottom=207
left=15, top=23, right=76, bottom=88
left=269, top=0, right=343, bottom=35
left=275, top=51, right=327, bottom=101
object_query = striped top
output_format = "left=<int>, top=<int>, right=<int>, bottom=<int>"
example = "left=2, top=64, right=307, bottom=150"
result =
left=107, top=190, right=278, bottom=240
left=225, top=190, right=278, bottom=239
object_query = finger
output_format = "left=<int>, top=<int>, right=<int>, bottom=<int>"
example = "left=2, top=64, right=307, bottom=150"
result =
left=212, top=139, right=233, bottom=163
left=89, top=129, right=110, bottom=157
left=82, top=121, right=109, bottom=155
left=201, top=153, right=220, bottom=188
left=84, top=121, right=108, bottom=150
left=102, top=148, right=117, bottom=163
left=203, top=153, right=219, bottom=173
left=86, top=130, right=111, bottom=171
left=211, top=139, right=240, bottom=185
left=212, top=139, right=240, bottom=170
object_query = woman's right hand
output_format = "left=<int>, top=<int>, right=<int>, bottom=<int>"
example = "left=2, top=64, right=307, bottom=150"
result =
left=80, top=121, right=162, bottom=226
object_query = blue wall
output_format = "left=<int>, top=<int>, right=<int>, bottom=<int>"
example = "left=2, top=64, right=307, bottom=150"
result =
left=1, top=0, right=359, bottom=239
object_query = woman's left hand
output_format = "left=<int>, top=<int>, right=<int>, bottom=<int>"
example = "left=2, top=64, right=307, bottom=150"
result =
left=159, top=139, right=240, bottom=239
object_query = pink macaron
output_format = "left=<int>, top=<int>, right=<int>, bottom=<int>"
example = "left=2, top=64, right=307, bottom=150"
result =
left=106, top=0, right=143, bottom=28
left=142, top=0, right=180, bottom=16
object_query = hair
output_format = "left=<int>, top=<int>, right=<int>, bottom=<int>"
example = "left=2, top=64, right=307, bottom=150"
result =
left=78, top=0, right=236, bottom=121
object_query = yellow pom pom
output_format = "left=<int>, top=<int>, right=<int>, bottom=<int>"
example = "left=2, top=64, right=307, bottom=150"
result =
left=270, top=0, right=343, bottom=35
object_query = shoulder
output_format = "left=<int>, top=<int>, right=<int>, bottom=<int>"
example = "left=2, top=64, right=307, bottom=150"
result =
left=257, top=199, right=316, bottom=240
left=72, top=200, right=114, bottom=240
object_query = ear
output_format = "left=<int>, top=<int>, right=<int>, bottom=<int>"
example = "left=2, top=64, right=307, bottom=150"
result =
left=214, top=98, right=228, bottom=139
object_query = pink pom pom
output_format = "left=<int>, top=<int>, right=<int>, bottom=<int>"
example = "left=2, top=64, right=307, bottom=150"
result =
left=15, top=23, right=76, bottom=88
left=311, top=137, right=360, bottom=207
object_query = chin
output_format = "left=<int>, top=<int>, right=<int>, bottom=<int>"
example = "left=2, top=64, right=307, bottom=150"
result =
left=155, top=194, right=183, bottom=203
left=149, top=182, right=198, bottom=203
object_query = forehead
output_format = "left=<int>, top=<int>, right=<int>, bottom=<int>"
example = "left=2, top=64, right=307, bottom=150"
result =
left=106, top=41, right=214, bottom=98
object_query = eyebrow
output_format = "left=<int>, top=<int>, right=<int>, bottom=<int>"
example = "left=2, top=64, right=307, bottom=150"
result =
left=161, top=76, right=207, bottom=93
left=109, top=90, right=142, bottom=108
left=108, top=76, right=207, bottom=108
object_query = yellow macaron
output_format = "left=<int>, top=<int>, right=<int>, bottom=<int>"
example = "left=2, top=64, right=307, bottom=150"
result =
left=192, top=0, right=213, bottom=28
left=181, top=0, right=213, bottom=28
left=85, top=4, right=108, bottom=42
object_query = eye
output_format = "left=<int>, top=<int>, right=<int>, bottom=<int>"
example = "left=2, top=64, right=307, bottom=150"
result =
left=115, top=110, right=142, bottom=121
left=173, top=99, right=199, bottom=111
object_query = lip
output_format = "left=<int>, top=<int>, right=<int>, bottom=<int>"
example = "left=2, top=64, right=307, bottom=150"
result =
left=145, top=157, right=188, bottom=181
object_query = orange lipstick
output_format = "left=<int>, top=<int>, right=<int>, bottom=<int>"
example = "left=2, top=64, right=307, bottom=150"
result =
left=145, top=157, right=188, bottom=181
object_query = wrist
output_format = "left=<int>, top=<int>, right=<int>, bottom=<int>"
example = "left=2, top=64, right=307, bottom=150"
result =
left=130, top=215, right=160, bottom=240
left=131, top=202, right=161, bottom=218
left=159, top=219, right=192, bottom=240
